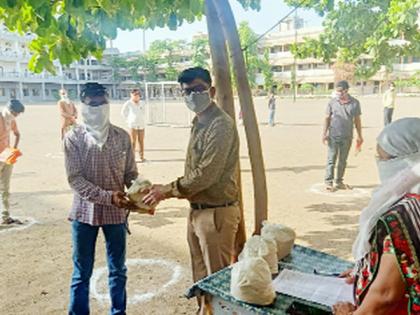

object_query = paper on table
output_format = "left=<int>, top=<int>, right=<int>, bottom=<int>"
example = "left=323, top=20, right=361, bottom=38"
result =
left=272, top=269, right=354, bottom=307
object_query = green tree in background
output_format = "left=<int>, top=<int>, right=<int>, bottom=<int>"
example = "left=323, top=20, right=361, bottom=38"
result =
left=0, top=0, right=262, bottom=74
left=285, top=0, right=420, bottom=81
left=238, top=21, right=260, bottom=88
left=260, top=49, right=274, bottom=92
left=191, top=37, right=210, bottom=68
left=148, top=39, right=188, bottom=80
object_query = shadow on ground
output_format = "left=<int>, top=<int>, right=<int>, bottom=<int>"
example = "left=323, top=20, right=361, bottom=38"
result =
left=130, top=206, right=188, bottom=229
left=299, top=197, right=369, bottom=258
left=242, top=165, right=356, bottom=174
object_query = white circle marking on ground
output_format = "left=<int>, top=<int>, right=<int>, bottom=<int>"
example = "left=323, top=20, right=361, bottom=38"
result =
left=0, top=217, right=38, bottom=234
left=90, top=258, right=183, bottom=305
left=309, top=183, right=371, bottom=198
left=45, top=152, right=64, bottom=159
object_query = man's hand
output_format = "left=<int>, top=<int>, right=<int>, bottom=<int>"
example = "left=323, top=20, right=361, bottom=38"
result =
left=356, top=136, right=363, bottom=147
left=322, top=134, right=329, bottom=145
left=112, top=191, right=137, bottom=210
left=142, top=184, right=166, bottom=206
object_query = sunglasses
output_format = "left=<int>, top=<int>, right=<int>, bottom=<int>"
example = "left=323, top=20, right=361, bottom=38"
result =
left=181, top=85, right=209, bottom=96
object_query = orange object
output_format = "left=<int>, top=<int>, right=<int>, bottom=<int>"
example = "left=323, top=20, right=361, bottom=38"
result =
left=5, top=148, right=22, bottom=165
left=355, top=142, right=362, bottom=156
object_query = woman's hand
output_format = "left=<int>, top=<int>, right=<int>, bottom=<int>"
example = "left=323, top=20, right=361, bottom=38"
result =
left=339, top=268, right=355, bottom=284
left=332, top=302, right=356, bottom=315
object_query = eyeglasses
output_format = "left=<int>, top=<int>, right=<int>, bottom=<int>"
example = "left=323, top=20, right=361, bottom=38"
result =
left=181, top=85, right=209, bottom=96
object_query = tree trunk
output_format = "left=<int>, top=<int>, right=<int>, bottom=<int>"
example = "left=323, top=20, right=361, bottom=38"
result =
left=211, top=0, right=268, bottom=234
left=205, top=0, right=246, bottom=256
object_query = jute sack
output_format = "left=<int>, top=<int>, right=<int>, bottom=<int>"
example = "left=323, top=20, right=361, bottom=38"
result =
left=230, top=257, right=276, bottom=306
left=126, top=177, right=154, bottom=214
left=239, top=235, right=278, bottom=274
left=261, top=221, right=296, bottom=260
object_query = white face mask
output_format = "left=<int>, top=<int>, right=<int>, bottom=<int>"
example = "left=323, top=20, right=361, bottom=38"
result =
left=184, top=90, right=211, bottom=113
left=82, top=103, right=110, bottom=148
left=376, top=156, right=410, bottom=184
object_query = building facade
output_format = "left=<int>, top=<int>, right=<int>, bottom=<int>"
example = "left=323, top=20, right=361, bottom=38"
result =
left=0, top=19, right=418, bottom=103
left=256, top=16, right=420, bottom=94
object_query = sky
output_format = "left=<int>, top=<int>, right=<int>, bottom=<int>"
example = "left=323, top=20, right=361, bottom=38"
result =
left=111, top=0, right=323, bottom=53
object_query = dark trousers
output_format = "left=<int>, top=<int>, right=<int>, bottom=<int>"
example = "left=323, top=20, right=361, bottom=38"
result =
left=384, top=108, right=394, bottom=126
left=69, top=221, right=127, bottom=315
left=325, top=137, right=352, bottom=185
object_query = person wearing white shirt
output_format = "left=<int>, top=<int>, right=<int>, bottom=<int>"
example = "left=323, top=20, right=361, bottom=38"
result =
left=121, top=89, right=146, bottom=161
left=382, top=82, right=396, bottom=126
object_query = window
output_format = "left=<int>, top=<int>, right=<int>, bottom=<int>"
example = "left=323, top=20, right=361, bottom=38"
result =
left=283, top=65, right=292, bottom=71
left=0, top=88, right=5, bottom=96
left=23, top=88, right=29, bottom=96
left=32, top=89, right=40, bottom=96
left=298, top=64, right=310, bottom=70
left=271, top=66, right=282, bottom=72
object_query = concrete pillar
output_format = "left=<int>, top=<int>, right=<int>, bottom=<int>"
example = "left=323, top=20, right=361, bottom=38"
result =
left=161, top=82, right=166, bottom=123
left=41, top=82, right=46, bottom=100
left=75, top=64, right=80, bottom=80
left=84, top=59, right=88, bottom=81
left=145, top=82, right=150, bottom=124
left=112, top=84, right=117, bottom=100
left=18, top=81, right=23, bottom=99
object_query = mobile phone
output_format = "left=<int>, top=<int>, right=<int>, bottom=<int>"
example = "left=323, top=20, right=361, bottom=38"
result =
left=286, top=301, right=333, bottom=315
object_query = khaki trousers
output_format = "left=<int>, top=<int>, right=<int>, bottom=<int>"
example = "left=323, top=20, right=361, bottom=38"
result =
left=0, top=161, right=13, bottom=221
left=187, top=205, right=241, bottom=283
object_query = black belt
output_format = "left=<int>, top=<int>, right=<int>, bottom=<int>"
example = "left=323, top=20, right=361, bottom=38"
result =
left=190, top=201, right=237, bottom=210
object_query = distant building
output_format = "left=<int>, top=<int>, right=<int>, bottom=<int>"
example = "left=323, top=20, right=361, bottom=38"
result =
left=256, top=16, right=420, bottom=94
left=0, top=18, right=418, bottom=102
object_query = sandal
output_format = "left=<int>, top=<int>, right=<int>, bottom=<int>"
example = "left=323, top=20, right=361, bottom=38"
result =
left=325, top=184, right=336, bottom=192
left=336, top=183, right=353, bottom=190
left=1, top=217, right=23, bottom=225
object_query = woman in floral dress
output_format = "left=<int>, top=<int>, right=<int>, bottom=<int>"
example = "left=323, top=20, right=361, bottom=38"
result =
left=333, top=118, right=420, bottom=315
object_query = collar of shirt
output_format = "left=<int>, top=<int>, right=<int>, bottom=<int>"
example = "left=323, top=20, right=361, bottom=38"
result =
left=192, top=102, right=218, bottom=127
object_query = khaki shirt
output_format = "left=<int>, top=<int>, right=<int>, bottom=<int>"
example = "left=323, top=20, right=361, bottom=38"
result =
left=165, top=104, right=239, bottom=205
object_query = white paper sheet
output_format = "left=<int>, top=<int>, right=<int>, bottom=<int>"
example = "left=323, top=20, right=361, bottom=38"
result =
left=272, top=269, right=354, bottom=307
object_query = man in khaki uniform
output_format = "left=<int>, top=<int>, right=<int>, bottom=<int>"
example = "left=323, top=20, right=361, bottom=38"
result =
left=143, top=67, right=240, bottom=313
left=58, top=88, right=77, bottom=139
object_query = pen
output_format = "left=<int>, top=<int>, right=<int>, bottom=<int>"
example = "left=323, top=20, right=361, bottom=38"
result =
left=313, top=269, right=341, bottom=277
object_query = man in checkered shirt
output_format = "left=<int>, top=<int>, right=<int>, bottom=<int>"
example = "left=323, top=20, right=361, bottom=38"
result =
left=64, top=83, right=138, bottom=315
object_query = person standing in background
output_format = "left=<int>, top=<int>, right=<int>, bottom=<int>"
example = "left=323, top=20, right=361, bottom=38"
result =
left=383, top=82, right=396, bottom=126
left=323, top=80, right=363, bottom=192
left=0, top=100, right=25, bottom=225
left=121, top=89, right=146, bottom=162
left=268, top=92, right=276, bottom=127
left=58, top=88, right=77, bottom=139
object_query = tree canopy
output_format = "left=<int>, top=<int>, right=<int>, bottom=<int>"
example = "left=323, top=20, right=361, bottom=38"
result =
left=0, top=0, right=260, bottom=73
left=285, top=0, right=420, bottom=78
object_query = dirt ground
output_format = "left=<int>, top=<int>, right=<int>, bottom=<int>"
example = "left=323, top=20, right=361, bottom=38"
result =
left=0, top=95, right=418, bottom=314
